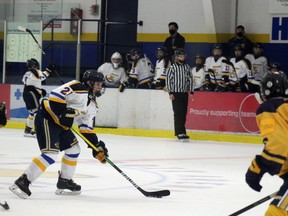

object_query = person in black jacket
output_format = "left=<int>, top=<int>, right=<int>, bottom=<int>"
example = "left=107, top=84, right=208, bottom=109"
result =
left=163, top=22, right=186, bottom=61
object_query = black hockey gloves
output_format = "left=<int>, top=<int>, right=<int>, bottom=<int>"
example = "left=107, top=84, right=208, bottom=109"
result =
left=92, top=140, right=109, bottom=164
left=59, top=108, right=79, bottom=128
left=245, top=156, right=264, bottom=192
left=46, top=64, right=57, bottom=74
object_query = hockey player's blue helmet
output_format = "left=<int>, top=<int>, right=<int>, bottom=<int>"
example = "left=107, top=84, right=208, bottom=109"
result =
left=260, top=72, right=288, bottom=100
left=27, top=58, right=39, bottom=69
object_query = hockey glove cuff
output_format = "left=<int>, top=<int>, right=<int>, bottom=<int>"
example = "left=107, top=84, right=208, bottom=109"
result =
left=245, top=156, right=264, bottom=192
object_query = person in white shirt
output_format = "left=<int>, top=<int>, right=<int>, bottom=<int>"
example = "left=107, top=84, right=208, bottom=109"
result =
left=153, top=46, right=171, bottom=90
left=97, top=52, right=128, bottom=88
left=204, top=43, right=230, bottom=92
left=191, top=54, right=205, bottom=91
left=10, top=70, right=109, bottom=199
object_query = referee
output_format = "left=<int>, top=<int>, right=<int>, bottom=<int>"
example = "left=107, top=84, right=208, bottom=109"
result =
left=166, top=48, right=194, bottom=141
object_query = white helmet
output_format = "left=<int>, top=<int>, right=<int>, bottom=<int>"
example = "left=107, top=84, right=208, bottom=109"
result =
left=111, top=52, right=122, bottom=69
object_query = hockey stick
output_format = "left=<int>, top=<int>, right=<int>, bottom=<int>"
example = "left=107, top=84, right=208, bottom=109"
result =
left=71, top=127, right=170, bottom=198
left=228, top=191, right=277, bottom=216
left=17, top=25, right=65, bottom=84
left=0, top=201, right=9, bottom=210
left=18, top=26, right=45, bottom=54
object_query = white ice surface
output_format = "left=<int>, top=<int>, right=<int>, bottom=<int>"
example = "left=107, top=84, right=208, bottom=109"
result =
left=0, top=128, right=282, bottom=216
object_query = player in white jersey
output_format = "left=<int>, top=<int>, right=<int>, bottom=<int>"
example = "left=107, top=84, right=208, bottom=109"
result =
left=153, top=46, right=171, bottom=90
left=10, top=70, right=109, bottom=199
left=119, top=48, right=154, bottom=92
left=191, top=54, right=205, bottom=91
left=226, top=45, right=251, bottom=92
left=245, top=43, right=269, bottom=85
left=204, top=43, right=230, bottom=91
left=22, top=58, right=54, bottom=137
left=97, top=52, right=128, bottom=88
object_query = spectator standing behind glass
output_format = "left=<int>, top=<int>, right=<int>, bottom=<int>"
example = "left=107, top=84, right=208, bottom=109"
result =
left=227, top=25, right=253, bottom=57
left=245, top=43, right=270, bottom=92
left=119, top=48, right=154, bottom=92
left=191, top=54, right=206, bottom=91
left=163, top=22, right=186, bottom=60
left=153, top=46, right=171, bottom=90
left=97, top=52, right=128, bottom=88
left=166, top=48, right=194, bottom=142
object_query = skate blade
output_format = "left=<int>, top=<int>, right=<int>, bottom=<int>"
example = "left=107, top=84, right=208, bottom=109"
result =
left=177, top=139, right=190, bottom=143
left=23, top=133, right=36, bottom=138
left=9, top=184, right=29, bottom=199
left=55, top=189, right=81, bottom=195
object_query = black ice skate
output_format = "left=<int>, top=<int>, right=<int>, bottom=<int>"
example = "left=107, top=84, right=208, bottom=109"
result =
left=177, top=134, right=190, bottom=142
left=24, top=126, right=36, bottom=138
left=9, top=174, right=32, bottom=199
left=55, top=172, right=81, bottom=195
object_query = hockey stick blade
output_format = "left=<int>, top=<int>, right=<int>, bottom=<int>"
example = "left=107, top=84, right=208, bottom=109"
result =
left=106, top=158, right=170, bottom=198
left=0, top=201, right=9, bottom=210
left=139, top=188, right=170, bottom=198
left=17, top=25, right=27, bottom=32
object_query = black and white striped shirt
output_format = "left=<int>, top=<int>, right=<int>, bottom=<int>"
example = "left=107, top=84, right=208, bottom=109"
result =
left=166, top=62, right=194, bottom=93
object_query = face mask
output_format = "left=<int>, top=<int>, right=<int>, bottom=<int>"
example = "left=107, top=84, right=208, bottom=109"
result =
left=169, top=29, right=176, bottom=35
left=236, top=32, right=243, bottom=37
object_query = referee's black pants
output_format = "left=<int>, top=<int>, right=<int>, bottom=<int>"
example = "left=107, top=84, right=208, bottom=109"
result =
left=171, top=92, right=188, bottom=136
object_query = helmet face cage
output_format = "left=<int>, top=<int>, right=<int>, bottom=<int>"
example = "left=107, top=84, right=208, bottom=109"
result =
left=260, top=73, right=288, bottom=100
left=111, top=52, right=122, bottom=68
left=27, top=58, right=39, bottom=69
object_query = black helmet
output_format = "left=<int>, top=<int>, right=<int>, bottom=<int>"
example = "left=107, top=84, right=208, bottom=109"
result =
left=260, top=73, right=288, bottom=100
left=27, top=58, right=39, bottom=69
left=82, top=70, right=105, bottom=89
left=156, top=46, right=168, bottom=59
left=212, top=43, right=223, bottom=50
left=128, top=48, right=142, bottom=61
left=270, top=62, right=281, bottom=71
left=174, top=48, right=186, bottom=56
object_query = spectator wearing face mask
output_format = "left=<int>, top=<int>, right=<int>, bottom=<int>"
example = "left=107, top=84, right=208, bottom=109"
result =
left=227, top=25, right=253, bottom=57
left=163, top=22, right=186, bottom=60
